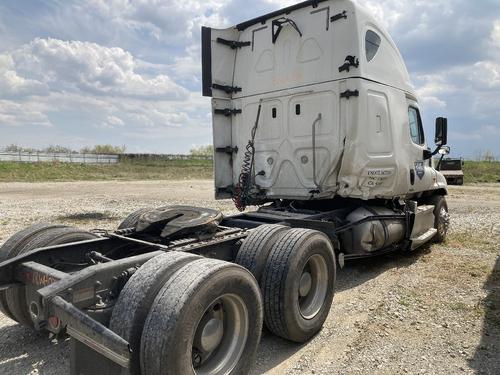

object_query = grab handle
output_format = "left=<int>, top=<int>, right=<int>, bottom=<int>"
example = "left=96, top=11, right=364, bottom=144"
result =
left=312, top=113, right=322, bottom=190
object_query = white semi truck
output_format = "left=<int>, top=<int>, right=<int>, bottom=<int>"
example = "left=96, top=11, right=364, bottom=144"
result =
left=0, top=1, right=450, bottom=374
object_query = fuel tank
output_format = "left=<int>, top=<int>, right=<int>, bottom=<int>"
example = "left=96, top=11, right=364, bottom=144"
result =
left=340, top=206, right=405, bottom=254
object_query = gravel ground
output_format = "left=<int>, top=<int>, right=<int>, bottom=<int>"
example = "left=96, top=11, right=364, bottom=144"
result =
left=0, top=180, right=498, bottom=375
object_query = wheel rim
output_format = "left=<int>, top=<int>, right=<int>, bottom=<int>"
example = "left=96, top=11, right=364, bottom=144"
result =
left=298, top=254, right=329, bottom=320
left=437, top=207, right=450, bottom=237
left=192, top=294, right=249, bottom=375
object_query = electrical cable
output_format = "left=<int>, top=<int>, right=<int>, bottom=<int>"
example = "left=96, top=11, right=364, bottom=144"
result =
left=233, top=102, right=262, bottom=211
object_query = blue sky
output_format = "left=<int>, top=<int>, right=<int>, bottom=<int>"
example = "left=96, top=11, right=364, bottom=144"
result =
left=0, top=0, right=499, bottom=158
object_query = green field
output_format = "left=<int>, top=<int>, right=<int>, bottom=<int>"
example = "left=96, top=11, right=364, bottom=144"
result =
left=462, top=161, right=500, bottom=183
left=0, top=158, right=213, bottom=182
left=0, top=159, right=498, bottom=183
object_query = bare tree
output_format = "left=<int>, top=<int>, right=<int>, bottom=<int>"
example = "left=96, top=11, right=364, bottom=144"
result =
left=483, top=150, right=495, bottom=162
left=190, top=145, right=213, bottom=157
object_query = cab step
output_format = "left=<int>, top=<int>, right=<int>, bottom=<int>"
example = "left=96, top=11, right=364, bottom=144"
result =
left=410, top=204, right=436, bottom=250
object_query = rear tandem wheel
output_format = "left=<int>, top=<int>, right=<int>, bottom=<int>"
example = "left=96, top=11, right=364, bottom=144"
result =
left=235, top=223, right=290, bottom=284
left=262, top=228, right=336, bottom=342
left=109, top=251, right=202, bottom=375
left=0, top=223, right=67, bottom=321
left=1, top=225, right=97, bottom=327
left=140, top=258, right=263, bottom=375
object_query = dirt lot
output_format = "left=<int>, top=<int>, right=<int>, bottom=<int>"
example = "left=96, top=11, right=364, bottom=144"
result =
left=0, top=180, right=498, bottom=375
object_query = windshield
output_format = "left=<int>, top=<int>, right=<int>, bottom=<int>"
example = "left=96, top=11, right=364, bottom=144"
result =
left=439, top=159, right=462, bottom=170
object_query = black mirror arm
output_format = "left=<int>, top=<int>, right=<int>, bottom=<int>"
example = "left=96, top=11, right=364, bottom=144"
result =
left=423, top=146, right=441, bottom=160
left=436, top=153, right=445, bottom=170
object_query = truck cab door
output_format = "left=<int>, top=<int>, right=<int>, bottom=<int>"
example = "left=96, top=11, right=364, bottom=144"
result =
left=406, top=102, right=435, bottom=193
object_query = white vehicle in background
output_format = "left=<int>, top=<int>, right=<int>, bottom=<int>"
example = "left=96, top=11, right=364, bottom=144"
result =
left=0, top=1, right=451, bottom=374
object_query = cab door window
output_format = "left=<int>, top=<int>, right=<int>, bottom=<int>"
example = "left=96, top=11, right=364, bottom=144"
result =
left=408, top=107, right=425, bottom=145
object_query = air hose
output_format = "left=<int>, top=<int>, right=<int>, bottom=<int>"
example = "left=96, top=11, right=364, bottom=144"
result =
left=233, top=103, right=262, bottom=211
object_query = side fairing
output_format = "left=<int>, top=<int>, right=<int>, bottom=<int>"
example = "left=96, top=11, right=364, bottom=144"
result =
left=201, top=26, right=240, bottom=197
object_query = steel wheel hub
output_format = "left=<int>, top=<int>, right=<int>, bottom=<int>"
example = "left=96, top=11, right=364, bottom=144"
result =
left=298, top=254, right=328, bottom=320
left=299, top=272, right=312, bottom=297
left=192, top=294, right=249, bottom=375
left=200, top=318, right=224, bottom=352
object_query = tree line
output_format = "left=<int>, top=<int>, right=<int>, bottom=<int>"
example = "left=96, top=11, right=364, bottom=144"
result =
left=1, top=144, right=127, bottom=155
left=472, top=150, right=497, bottom=162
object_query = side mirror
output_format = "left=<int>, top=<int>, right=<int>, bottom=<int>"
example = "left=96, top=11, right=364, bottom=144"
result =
left=438, top=145, right=450, bottom=155
left=435, top=117, right=448, bottom=146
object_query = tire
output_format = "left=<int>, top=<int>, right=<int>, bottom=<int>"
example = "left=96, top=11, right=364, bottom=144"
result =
left=0, top=223, right=67, bottom=321
left=235, top=224, right=290, bottom=284
left=118, top=208, right=151, bottom=230
left=109, top=251, right=201, bottom=375
left=141, top=258, right=263, bottom=375
left=5, top=227, right=98, bottom=328
left=427, top=195, right=449, bottom=243
left=261, top=228, right=336, bottom=343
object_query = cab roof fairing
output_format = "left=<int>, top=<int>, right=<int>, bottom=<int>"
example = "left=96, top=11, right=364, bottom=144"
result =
left=353, top=2, right=416, bottom=96
left=202, top=0, right=417, bottom=101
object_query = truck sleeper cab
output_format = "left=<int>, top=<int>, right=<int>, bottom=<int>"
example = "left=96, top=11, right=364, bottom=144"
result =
left=203, top=0, right=447, bottom=203
left=0, top=1, right=451, bottom=375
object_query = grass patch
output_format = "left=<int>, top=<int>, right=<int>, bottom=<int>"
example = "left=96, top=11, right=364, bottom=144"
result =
left=0, top=159, right=497, bottom=184
left=394, top=286, right=422, bottom=308
left=448, top=301, right=483, bottom=318
left=463, top=161, right=500, bottom=183
left=446, top=231, right=498, bottom=253
left=429, top=247, right=492, bottom=284
left=0, top=158, right=213, bottom=182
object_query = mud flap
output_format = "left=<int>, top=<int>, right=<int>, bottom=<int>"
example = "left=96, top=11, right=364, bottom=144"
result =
left=71, top=338, right=122, bottom=375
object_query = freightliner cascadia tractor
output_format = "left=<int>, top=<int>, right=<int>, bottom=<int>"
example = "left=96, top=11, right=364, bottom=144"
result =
left=0, top=1, right=451, bottom=374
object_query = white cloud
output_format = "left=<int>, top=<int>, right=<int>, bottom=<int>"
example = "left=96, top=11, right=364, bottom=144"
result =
left=0, top=100, right=52, bottom=127
left=469, top=61, right=500, bottom=89
left=99, top=115, right=125, bottom=129
left=491, top=20, right=500, bottom=47
left=82, top=0, right=230, bottom=44
left=9, top=38, right=189, bottom=100
left=0, top=54, right=48, bottom=98
left=356, top=0, right=405, bottom=31
left=0, top=36, right=209, bottom=141
left=414, top=74, right=456, bottom=109
left=264, top=0, right=299, bottom=8
left=413, top=59, right=500, bottom=116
